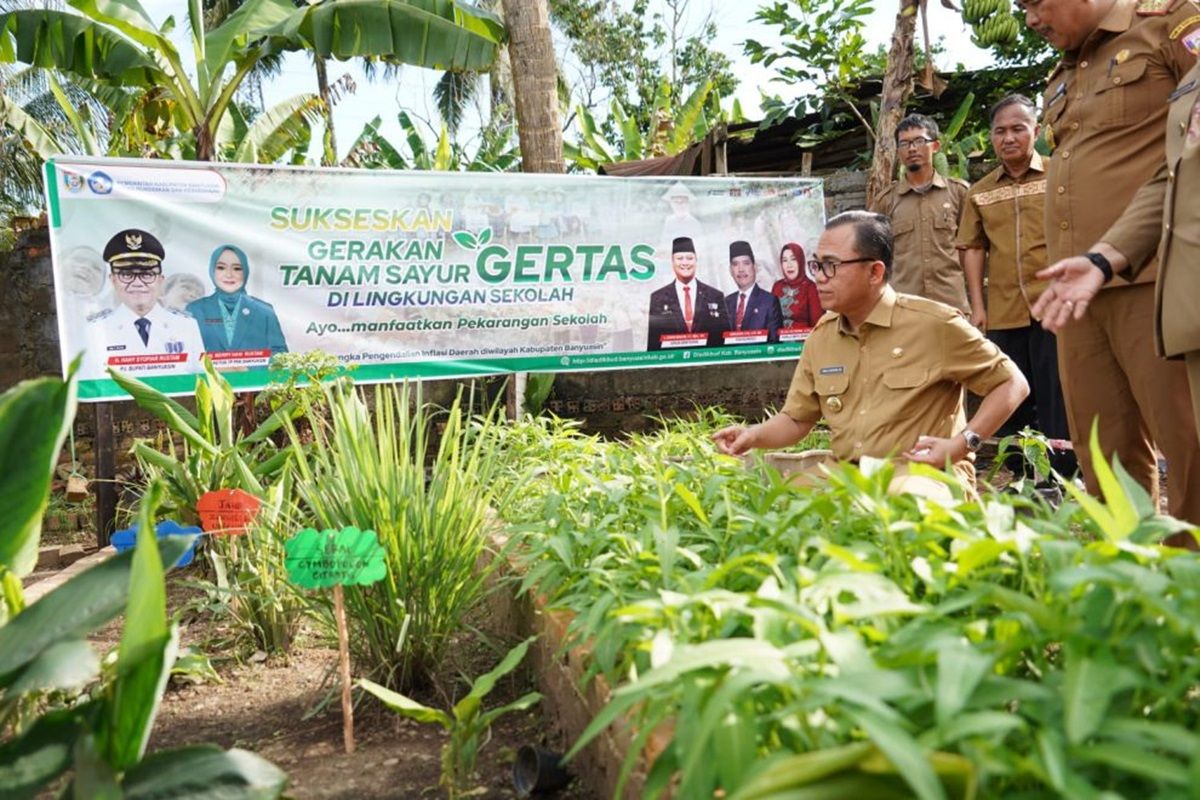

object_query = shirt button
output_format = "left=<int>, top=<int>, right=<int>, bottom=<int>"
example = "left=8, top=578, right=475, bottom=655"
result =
left=1057, top=186, right=1066, bottom=194
left=854, top=441, right=863, bottom=449
left=1071, top=122, right=1079, bottom=130
left=1061, top=150, right=1071, bottom=159
left=1113, top=76, right=1122, bottom=85
left=1060, top=221, right=1069, bottom=230
left=1168, top=170, right=1175, bottom=180
left=1080, top=60, right=1089, bottom=68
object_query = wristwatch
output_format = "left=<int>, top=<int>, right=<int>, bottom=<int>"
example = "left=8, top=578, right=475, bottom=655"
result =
left=961, top=429, right=983, bottom=452
left=1084, top=251, right=1114, bottom=283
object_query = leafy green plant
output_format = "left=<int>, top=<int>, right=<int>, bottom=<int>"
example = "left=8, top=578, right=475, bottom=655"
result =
left=259, top=349, right=347, bottom=414
left=197, top=471, right=309, bottom=654
left=0, top=359, right=285, bottom=796
left=111, top=359, right=294, bottom=521
left=933, top=92, right=987, bottom=180
left=523, top=373, right=557, bottom=416
left=359, top=636, right=542, bottom=799
left=565, top=78, right=726, bottom=169
left=0, top=360, right=78, bottom=621
left=286, top=380, right=509, bottom=691
left=342, top=110, right=519, bottom=172
left=0, top=0, right=505, bottom=161
left=499, top=410, right=1200, bottom=799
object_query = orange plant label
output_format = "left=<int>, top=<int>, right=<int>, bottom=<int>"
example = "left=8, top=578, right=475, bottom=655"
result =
left=197, top=489, right=261, bottom=536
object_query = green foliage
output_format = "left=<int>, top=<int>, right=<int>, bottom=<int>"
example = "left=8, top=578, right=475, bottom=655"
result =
left=564, top=76, right=726, bottom=169
left=259, top=349, right=346, bottom=414
left=523, top=373, right=557, bottom=417
left=0, top=359, right=78, bottom=584
left=112, top=359, right=294, bottom=520
left=500, top=412, right=1200, bottom=799
left=343, top=110, right=519, bottom=172
left=0, top=482, right=286, bottom=797
left=199, top=474, right=308, bottom=654
left=285, top=380, right=509, bottom=691
left=932, top=92, right=987, bottom=180
left=552, top=0, right=736, bottom=142
left=359, top=636, right=541, bottom=799
left=744, top=0, right=874, bottom=128
left=0, top=0, right=505, bottom=161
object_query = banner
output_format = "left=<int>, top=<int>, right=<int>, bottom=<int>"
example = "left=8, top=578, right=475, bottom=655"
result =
left=44, top=157, right=826, bottom=402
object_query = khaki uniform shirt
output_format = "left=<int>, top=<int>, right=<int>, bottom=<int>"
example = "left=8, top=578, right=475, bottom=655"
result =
left=869, top=173, right=971, bottom=313
left=1042, top=0, right=1200, bottom=288
left=956, top=155, right=1050, bottom=329
left=1106, top=58, right=1200, bottom=356
left=781, top=286, right=1018, bottom=482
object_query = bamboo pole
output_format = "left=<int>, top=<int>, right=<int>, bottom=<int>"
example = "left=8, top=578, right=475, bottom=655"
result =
left=333, top=583, right=355, bottom=754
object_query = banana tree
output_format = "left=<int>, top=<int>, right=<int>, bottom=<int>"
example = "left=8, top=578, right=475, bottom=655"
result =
left=0, top=0, right=506, bottom=161
left=342, top=109, right=518, bottom=171
left=564, top=77, right=725, bottom=171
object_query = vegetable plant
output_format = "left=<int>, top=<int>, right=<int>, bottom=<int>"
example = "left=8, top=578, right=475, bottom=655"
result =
left=359, top=636, right=542, bottom=799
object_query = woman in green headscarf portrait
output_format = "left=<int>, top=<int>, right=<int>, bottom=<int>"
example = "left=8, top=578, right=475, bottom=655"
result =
left=187, top=244, right=288, bottom=355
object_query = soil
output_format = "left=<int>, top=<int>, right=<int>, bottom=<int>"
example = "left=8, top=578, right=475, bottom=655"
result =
left=81, top=576, right=601, bottom=800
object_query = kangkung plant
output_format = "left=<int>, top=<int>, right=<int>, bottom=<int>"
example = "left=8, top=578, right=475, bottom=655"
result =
left=500, top=413, right=1200, bottom=799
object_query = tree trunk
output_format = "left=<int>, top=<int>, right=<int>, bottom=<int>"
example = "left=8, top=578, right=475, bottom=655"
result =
left=865, top=0, right=919, bottom=208
left=315, top=56, right=338, bottom=166
left=501, top=0, right=564, bottom=173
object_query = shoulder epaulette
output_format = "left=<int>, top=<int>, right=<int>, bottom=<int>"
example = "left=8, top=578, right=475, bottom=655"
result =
left=895, top=293, right=961, bottom=320
left=812, top=310, right=839, bottom=329
left=87, top=308, right=113, bottom=323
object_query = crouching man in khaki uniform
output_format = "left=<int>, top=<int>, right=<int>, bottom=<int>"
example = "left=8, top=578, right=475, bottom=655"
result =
left=713, top=211, right=1030, bottom=499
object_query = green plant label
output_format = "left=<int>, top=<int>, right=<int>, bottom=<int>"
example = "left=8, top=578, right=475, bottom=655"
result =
left=284, top=527, right=387, bottom=589
left=197, top=489, right=261, bottom=536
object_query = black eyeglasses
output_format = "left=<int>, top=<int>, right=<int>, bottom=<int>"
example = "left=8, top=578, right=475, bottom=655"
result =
left=111, top=267, right=162, bottom=285
left=897, top=136, right=936, bottom=150
left=807, top=258, right=874, bottom=279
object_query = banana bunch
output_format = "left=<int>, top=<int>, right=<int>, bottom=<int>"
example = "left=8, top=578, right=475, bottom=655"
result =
left=962, top=0, right=1020, bottom=47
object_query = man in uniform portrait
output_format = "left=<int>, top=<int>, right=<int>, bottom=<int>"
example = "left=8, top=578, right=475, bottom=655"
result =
left=646, top=236, right=730, bottom=350
left=724, top=240, right=783, bottom=345
left=1018, top=0, right=1200, bottom=525
left=84, top=228, right=206, bottom=378
left=713, top=212, right=1029, bottom=496
left=868, top=114, right=972, bottom=314
left=957, top=94, right=1077, bottom=480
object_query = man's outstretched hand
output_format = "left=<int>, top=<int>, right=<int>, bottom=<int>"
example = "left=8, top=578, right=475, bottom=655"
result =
left=1031, top=255, right=1105, bottom=332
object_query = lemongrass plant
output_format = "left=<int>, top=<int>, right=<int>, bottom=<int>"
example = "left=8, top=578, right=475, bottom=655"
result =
left=285, top=380, right=508, bottom=691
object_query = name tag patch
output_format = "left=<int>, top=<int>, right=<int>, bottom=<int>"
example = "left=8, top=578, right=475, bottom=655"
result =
left=819, top=365, right=845, bottom=375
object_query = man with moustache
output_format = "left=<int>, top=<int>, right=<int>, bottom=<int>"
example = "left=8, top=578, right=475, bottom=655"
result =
left=647, top=236, right=730, bottom=350
left=868, top=114, right=972, bottom=314
left=713, top=212, right=1028, bottom=495
left=724, top=240, right=783, bottom=345
left=957, top=94, right=1077, bottom=479
left=84, top=228, right=205, bottom=378
left=1017, top=0, right=1200, bottom=526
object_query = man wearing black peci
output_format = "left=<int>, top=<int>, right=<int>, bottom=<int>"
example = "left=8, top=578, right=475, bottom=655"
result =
left=646, top=236, right=730, bottom=350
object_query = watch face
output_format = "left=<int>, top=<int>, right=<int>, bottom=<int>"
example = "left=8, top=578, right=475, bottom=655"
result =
left=964, top=431, right=982, bottom=451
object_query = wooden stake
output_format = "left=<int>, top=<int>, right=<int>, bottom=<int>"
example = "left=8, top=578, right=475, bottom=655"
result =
left=333, top=583, right=355, bottom=754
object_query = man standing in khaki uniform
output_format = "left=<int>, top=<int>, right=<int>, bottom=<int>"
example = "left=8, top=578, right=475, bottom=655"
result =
left=1018, top=0, right=1200, bottom=524
left=868, top=114, right=972, bottom=314
left=1036, top=56, right=1200, bottom=505
left=957, top=94, right=1077, bottom=478
left=713, top=211, right=1029, bottom=492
